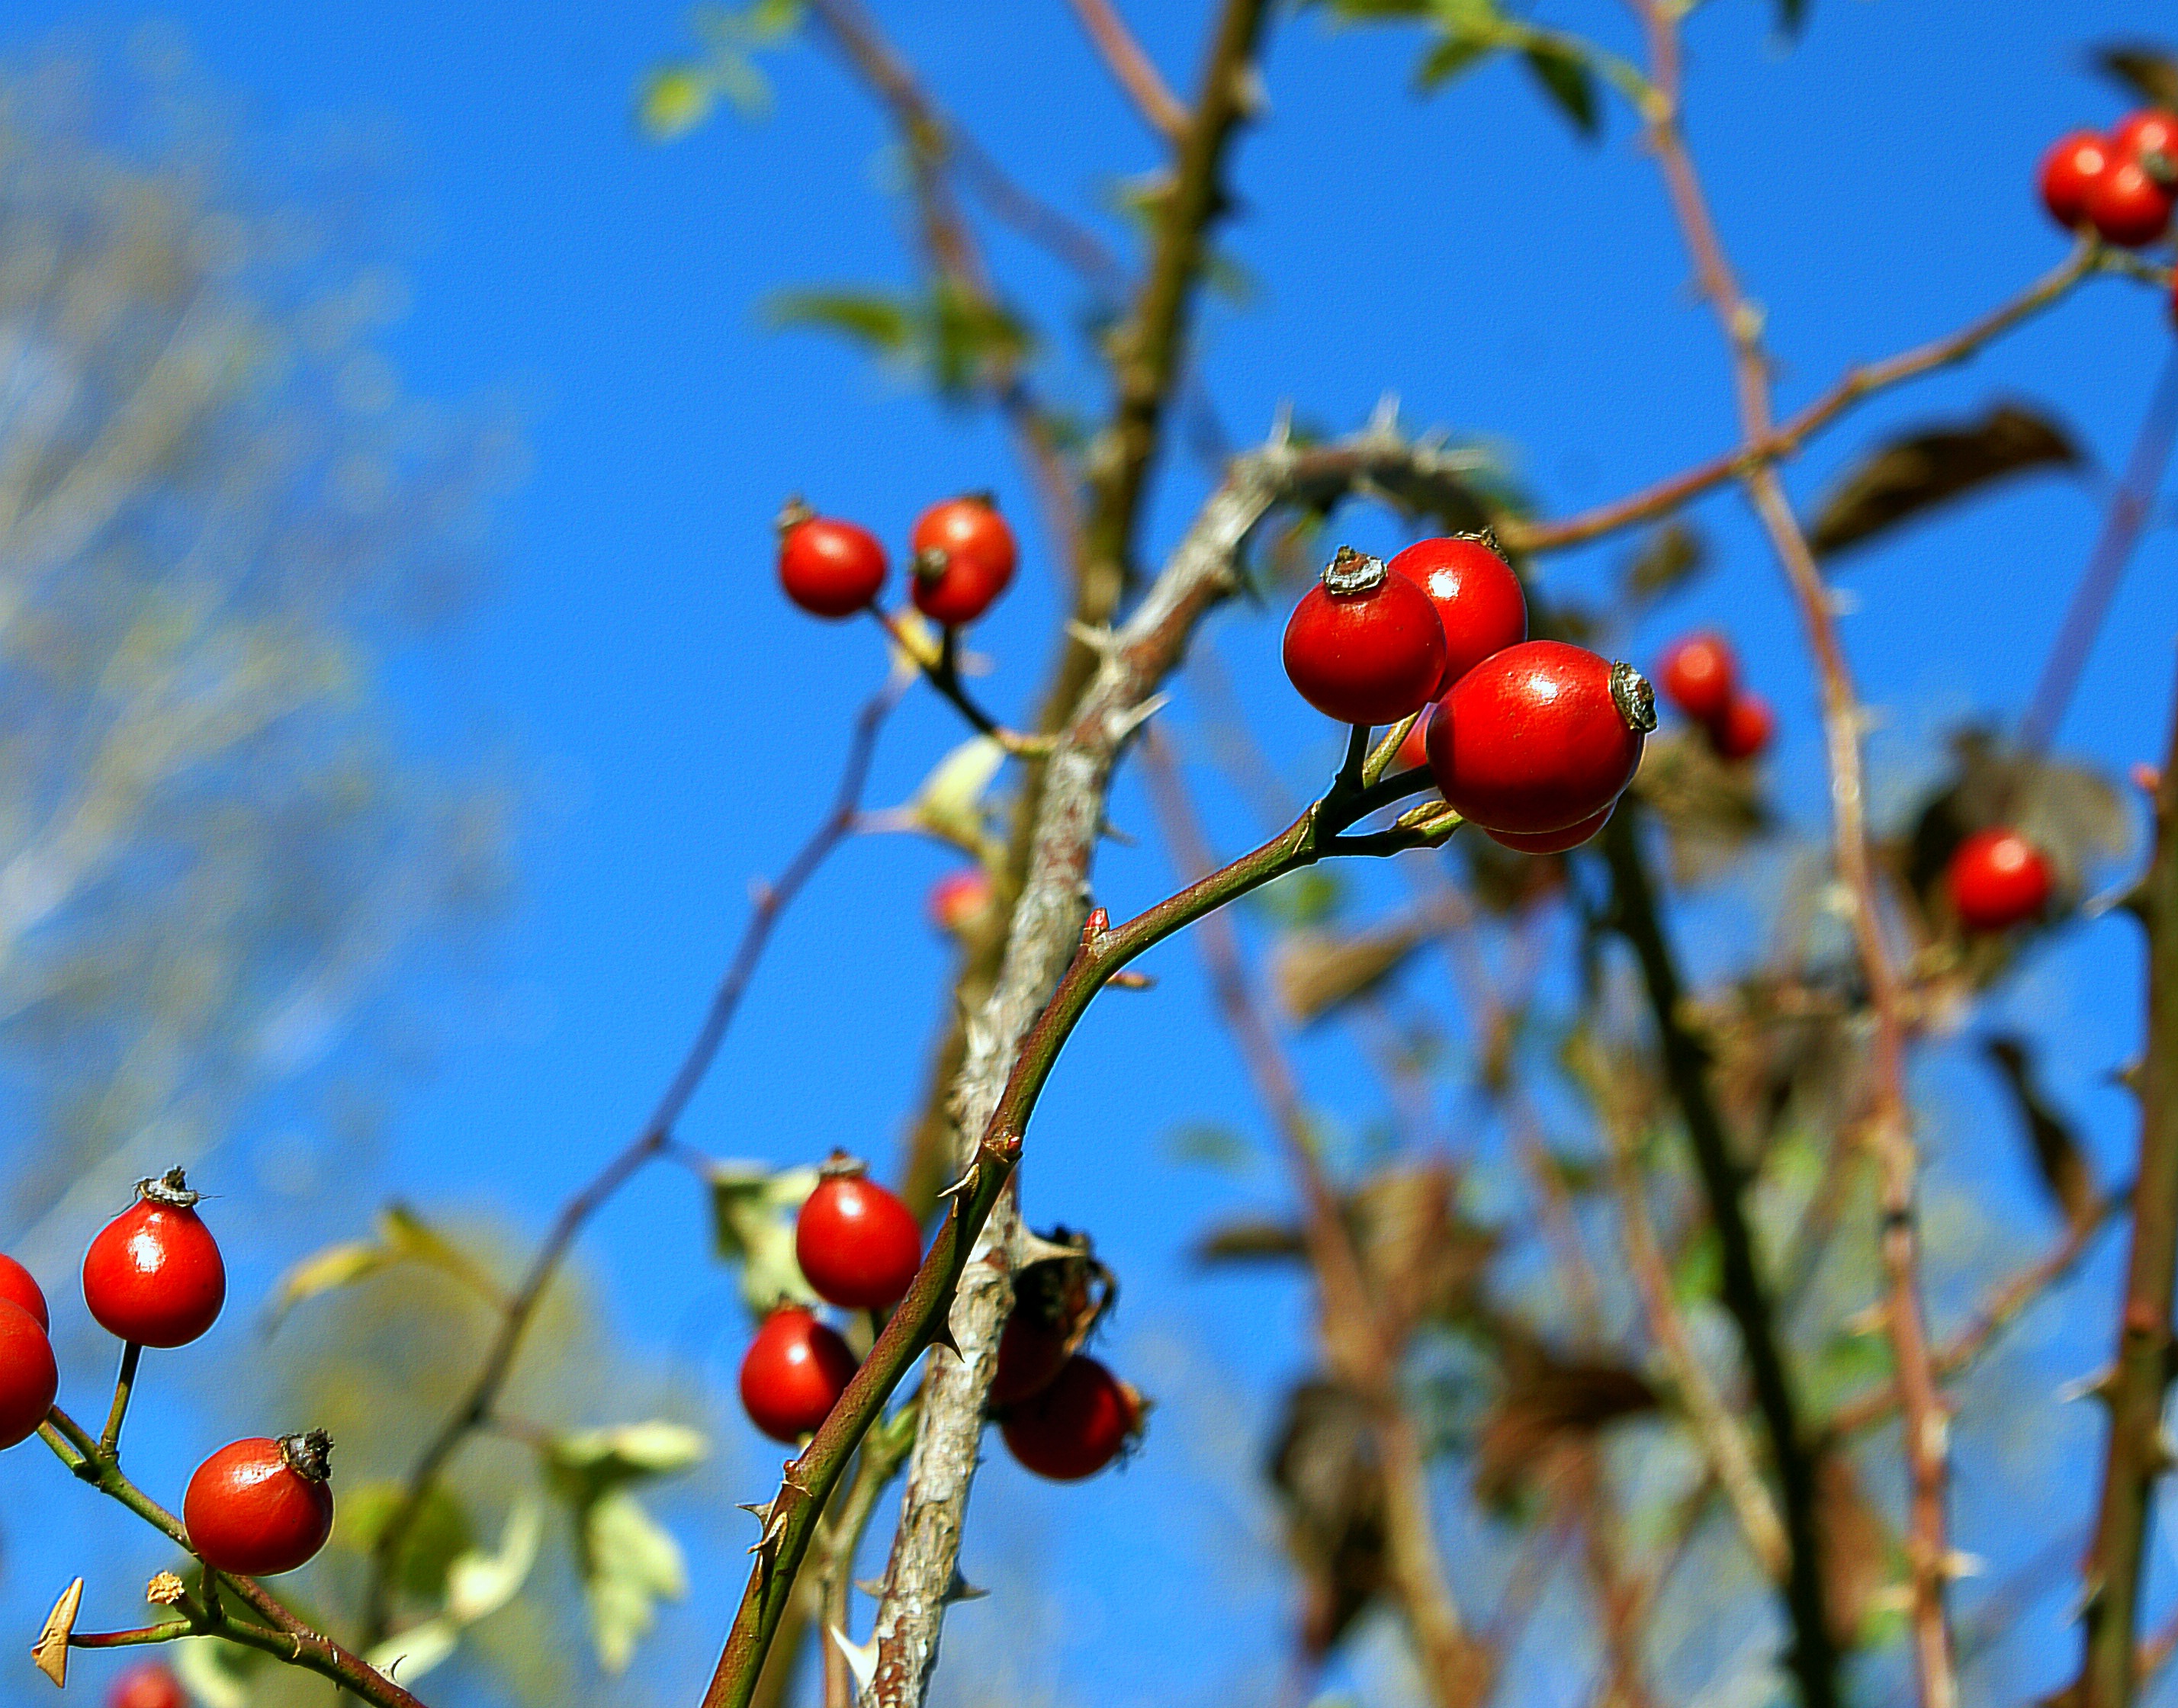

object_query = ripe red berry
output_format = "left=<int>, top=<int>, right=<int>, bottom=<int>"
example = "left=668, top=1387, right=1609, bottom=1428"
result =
left=2039, top=130, right=2112, bottom=230
left=107, top=1661, right=189, bottom=1708
left=1283, top=547, right=1449, bottom=726
left=739, top=1305, right=858, bottom=1443
left=1946, top=827, right=2053, bottom=934
left=1425, top=642, right=1654, bottom=835
left=796, top=1158, right=923, bottom=1310
left=1708, top=692, right=1775, bottom=762
left=1483, top=802, right=1614, bottom=854
left=910, top=495, right=1017, bottom=627
left=1384, top=533, right=1527, bottom=695
left=928, top=867, right=994, bottom=935
left=1656, top=631, right=1738, bottom=725
left=82, top=1169, right=226, bottom=1348
left=183, top=1431, right=335, bottom=1577
left=2087, top=156, right=2175, bottom=248
left=0, top=1299, right=56, bottom=1448
left=991, top=1308, right=1073, bottom=1410
left=999, top=1355, right=1144, bottom=1482
left=2112, top=109, right=2178, bottom=170
left=0, top=1252, right=48, bottom=1331
left=776, top=500, right=888, bottom=618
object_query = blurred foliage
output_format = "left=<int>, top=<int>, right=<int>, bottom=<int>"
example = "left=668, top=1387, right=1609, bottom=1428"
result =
left=1807, top=402, right=2079, bottom=559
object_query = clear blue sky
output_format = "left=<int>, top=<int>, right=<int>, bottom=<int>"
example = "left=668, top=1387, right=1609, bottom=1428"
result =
left=2, top=3, right=2175, bottom=1705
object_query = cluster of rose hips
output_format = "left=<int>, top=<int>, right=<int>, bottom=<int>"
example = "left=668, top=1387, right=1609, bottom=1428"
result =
left=738, top=1157, right=1143, bottom=1480
left=776, top=493, right=1018, bottom=628
left=2040, top=108, right=2178, bottom=249
left=1283, top=534, right=1654, bottom=853
left=0, top=1170, right=339, bottom=1604
left=1656, top=631, right=1774, bottom=762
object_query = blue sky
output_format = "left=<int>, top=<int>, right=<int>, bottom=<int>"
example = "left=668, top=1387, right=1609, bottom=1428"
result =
left=2, top=2, right=2176, bottom=1706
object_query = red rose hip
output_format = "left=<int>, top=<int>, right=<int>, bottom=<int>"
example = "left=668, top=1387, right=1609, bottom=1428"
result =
left=1385, top=533, right=1527, bottom=694
left=0, top=1299, right=56, bottom=1448
left=910, top=494, right=1017, bottom=627
left=2039, top=131, right=2112, bottom=230
left=1000, top=1355, right=1144, bottom=1482
left=1656, top=631, right=1738, bottom=724
left=776, top=500, right=888, bottom=618
left=82, top=1168, right=226, bottom=1348
left=1484, top=802, right=1615, bottom=854
left=1946, top=827, right=2052, bottom=933
left=2087, top=157, right=2175, bottom=247
left=1708, top=692, right=1775, bottom=762
left=740, top=1305, right=858, bottom=1443
left=184, top=1431, right=336, bottom=1576
left=2112, top=109, right=2178, bottom=171
left=1426, top=641, right=1655, bottom=835
left=928, top=867, right=994, bottom=935
left=0, top=1252, right=47, bottom=1331
left=795, top=1157, right=924, bottom=1310
left=1283, top=547, right=1449, bottom=726
left=107, top=1662, right=189, bottom=1708
left=991, top=1308, right=1074, bottom=1410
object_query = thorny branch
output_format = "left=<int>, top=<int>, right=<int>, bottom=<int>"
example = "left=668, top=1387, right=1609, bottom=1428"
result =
left=1622, top=5, right=1952, bottom=1700
left=359, top=673, right=908, bottom=1648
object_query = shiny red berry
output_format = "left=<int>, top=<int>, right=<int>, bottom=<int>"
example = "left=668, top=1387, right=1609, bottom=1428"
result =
left=2112, top=109, right=2178, bottom=171
left=82, top=1170, right=226, bottom=1349
left=1426, top=642, right=1654, bottom=835
left=739, top=1305, right=858, bottom=1443
left=0, top=1252, right=48, bottom=1331
left=999, top=1355, right=1144, bottom=1482
left=776, top=501, right=888, bottom=618
left=910, top=495, right=1017, bottom=626
left=1708, top=692, right=1775, bottom=762
left=1656, top=631, right=1738, bottom=724
left=1384, top=534, right=1527, bottom=695
left=797, top=1159, right=922, bottom=1310
left=2039, top=130, right=2112, bottom=230
left=2087, top=156, right=2175, bottom=247
left=0, top=1299, right=56, bottom=1449
left=928, top=867, right=994, bottom=935
left=1946, top=827, right=2053, bottom=934
left=1484, top=802, right=1614, bottom=854
left=107, top=1661, right=189, bottom=1708
left=184, top=1431, right=335, bottom=1577
left=991, top=1309, right=1073, bottom=1410
left=1283, top=547, right=1449, bottom=726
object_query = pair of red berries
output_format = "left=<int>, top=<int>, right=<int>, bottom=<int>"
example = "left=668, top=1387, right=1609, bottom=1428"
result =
left=2041, top=110, right=2178, bottom=249
left=1282, top=536, right=1653, bottom=853
left=738, top=1157, right=924, bottom=1443
left=777, top=493, right=1018, bottom=627
left=1656, top=631, right=1774, bottom=762
left=1945, top=826, right=2053, bottom=935
left=988, top=1286, right=1143, bottom=1482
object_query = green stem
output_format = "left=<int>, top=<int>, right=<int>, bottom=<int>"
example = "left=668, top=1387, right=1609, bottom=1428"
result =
left=100, top=1341, right=142, bottom=1461
left=700, top=764, right=1455, bottom=1708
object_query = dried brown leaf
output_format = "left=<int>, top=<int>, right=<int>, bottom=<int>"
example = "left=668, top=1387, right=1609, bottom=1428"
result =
left=1808, top=403, right=2078, bottom=558
left=1272, top=920, right=1427, bottom=1026
left=1815, top=1453, right=1897, bottom=1650
left=1982, top=1035, right=2096, bottom=1232
left=2094, top=43, right=2178, bottom=111
left=1474, top=1359, right=1657, bottom=1507
left=1267, top=1379, right=1387, bottom=1657
left=1629, top=727, right=1771, bottom=886
left=31, top=1577, right=82, bottom=1687
left=1620, top=521, right=1707, bottom=605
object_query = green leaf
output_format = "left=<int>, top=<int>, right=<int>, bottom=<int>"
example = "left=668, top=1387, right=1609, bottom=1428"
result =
left=708, top=1161, right=821, bottom=1313
left=926, top=282, right=1036, bottom=399
left=175, top=1637, right=261, bottom=1708
left=1164, top=1121, right=1254, bottom=1170
left=1776, top=0, right=1807, bottom=36
left=580, top=1491, right=689, bottom=1673
left=1251, top=868, right=1346, bottom=929
left=1415, top=34, right=1496, bottom=91
left=1521, top=42, right=1599, bottom=139
left=905, top=734, right=1007, bottom=854
left=763, top=288, right=917, bottom=355
left=337, top=1481, right=474, bottom=1603
left=362, top=1495, right=544, bottom=1684
left=265, top=1203, right=503, bottom=1331
left=635, top=65, right=719, bottom=141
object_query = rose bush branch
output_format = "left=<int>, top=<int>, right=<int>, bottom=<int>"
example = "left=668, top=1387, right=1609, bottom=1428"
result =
left=701, top=720, right=1451, bottom=1708
left=358, top=672, right=908, bottom=1646
left=2074, top=673, right=2178, bottom=1708
left=1063, top=0, right=1190, bottom=144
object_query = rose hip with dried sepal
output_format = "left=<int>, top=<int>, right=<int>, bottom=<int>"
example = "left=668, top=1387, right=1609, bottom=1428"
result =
left=1000, top=1354, right=1144, bottom=1482
left=1282, top=546, right=1449, bottom=727
left=776, top=497, right=888, bottom=618
left=183, top=1430, right=336, bottom=1576
left=1383, top=531, right=1526, bottom=695
left=910, top=494, right=1017, bottom=627
left=795, top=1154, right=924, bottom=1311
left=82, top=1168, right=226, bottom=1349
left=1425, top=641, right=1654, bottom=835
left=739, top=1305, right=859, bottom=1443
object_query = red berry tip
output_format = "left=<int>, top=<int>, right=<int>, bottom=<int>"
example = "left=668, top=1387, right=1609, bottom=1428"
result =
left=1321, top=544, right=1388, bottom=597
left=138, top=1167, right=201, bottom=1209
left=1608, top=662, right=1658, bottom=734
left=278, top=1429, right=335, bottom=1483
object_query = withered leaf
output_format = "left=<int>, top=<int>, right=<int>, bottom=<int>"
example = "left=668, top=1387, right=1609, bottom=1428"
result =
left=1807, top=403, right=2078, bottom=558
left=1982, top=1035, right=2096, bottom=1232
left=1473, top=1358, right=1657, bottom=1507
left=1267, top=1379, right=1387, bottom=1658
left=2093, top=43, right=2178, bottom=111
left=1629, top=727, right=1770, bottom=887
left=1192, top=1218, right=1308, bottom=1265
left=1815, top=1453, right=1897, bottom=1651
left=1620, top=521, right=1707, bottom=604
left=1272, top=920, right=1428, bottom=1026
